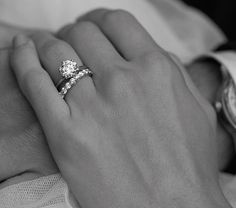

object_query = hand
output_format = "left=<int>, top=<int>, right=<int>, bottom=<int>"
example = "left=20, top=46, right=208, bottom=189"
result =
left=11, top=9, right=232, bottom=208
left=0, top=21, right=33, bottom=48
left=187, top=60, right=235, bottom=170
left=0, top=37, right=57, bottom=189
left=0, top=23, right=58, bottom=189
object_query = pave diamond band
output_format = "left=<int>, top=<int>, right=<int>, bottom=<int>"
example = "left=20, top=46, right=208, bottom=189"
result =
left=58, top=68, right=93, bottom=98
left=57, top=60, right=93, bottom=98
left=56, top=60, right=89, bottom=87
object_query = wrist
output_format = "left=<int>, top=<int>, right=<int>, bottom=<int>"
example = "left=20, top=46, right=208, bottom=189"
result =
left=187, top=60, right=235, bottom=170
left=186, top=59, right=222, bottom=104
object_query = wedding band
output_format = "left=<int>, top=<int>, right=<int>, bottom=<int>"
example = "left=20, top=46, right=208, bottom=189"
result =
left=58, top=68, right=93, bottom=98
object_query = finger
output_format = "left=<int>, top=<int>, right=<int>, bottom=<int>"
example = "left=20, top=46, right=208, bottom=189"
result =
left=57, top=24, right=73, bottom=38
left=31, top=32, right=83, bottom=84
left=57, top=21, right=124, bottom=77
left=11, top=34, right=69, bottom=129
left=76, top=9, right=161, bottom=60
left=31, top=32, right=96, bottom=102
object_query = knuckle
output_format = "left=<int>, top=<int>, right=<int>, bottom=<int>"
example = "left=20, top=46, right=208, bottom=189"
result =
left=40, top=39, right=68, bottom=58
left=142, top=51, right=167, bottom=65
left=107, top=69, right=135, bottom=98
left=102, top=9, right=134, bottom=26
left=142, top=51, right=173, bottom=79
left=66, top=21, right=97, bottom=39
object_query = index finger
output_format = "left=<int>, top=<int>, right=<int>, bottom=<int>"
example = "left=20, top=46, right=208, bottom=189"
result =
left=11, top=35, right=69, bottom=129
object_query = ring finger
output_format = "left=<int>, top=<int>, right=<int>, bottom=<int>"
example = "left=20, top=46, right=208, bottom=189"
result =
left=31, top=32, right=95, bottom=102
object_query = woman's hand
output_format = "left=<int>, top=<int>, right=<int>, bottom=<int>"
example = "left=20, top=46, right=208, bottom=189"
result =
left=187, top=59, right=235, bottom=170
left=11, top=9, right=232, bottom=208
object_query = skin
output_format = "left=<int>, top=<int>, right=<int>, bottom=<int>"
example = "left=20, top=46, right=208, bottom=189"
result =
left=187, top=60, right=235, bottom=170
left=0, top=12, right=233, bottom=200
left=0, top=22, right=26, bottom=48
left=0, top=23, right=58, bottom=189
left=0, top=47, right=58, bottom=189
left=0, top=21, right=41, bottom=48
left=10, top=9, right=232, bottom=208
left=0, top=11, right=233, bottom=208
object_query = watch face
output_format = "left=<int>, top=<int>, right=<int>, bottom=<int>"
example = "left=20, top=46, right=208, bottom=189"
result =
left=222, top=79, right=236, bottom=128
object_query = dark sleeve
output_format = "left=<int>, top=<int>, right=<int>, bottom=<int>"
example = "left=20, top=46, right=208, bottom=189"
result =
left=215, top=42, right=236, bottom=51
left=182, top=0, right=236, bottom=39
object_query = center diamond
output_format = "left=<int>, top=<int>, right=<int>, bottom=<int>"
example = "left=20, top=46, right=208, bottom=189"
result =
left=59, top=60, right=79, bottom=79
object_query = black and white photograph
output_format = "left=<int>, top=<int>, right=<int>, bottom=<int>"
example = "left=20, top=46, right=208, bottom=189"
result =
left=0, top=0, right=235, bottom=207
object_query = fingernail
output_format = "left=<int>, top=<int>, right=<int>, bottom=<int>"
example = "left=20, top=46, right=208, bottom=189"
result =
left=13, top=34, right=30, bottom=48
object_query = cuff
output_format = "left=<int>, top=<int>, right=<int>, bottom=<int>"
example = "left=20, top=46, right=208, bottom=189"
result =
left=196, top=51, right=236, bottom=85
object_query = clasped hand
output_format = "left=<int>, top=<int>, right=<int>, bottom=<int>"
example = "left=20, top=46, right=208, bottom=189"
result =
left=10, top=9, right=231, bottom=208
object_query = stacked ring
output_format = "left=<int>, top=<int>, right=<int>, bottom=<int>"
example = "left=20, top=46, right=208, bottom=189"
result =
left=57, top=60, right=93, bottom=98
left=58, top=68, right=93, bottom=98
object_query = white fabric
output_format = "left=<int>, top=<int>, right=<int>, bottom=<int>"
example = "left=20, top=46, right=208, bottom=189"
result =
left=0, top=173, right=235, bottom=208
left=0, top=0, right=233, bottom=207
left=204, top=51, right=236, bottom=84
left=0, top=174, right=79, bottom=208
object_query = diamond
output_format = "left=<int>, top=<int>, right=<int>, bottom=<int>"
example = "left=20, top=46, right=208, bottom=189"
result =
left=59, top=92, right=63, bottom=97
left=71, top=78, right=77, bottom=84
left=61, top=87, right=67, bottom=94
left=65, top=83, right=71, bottom=89
left=59, top=60, right=79, bottom=79
left=78, top=71, right=83, bottom=76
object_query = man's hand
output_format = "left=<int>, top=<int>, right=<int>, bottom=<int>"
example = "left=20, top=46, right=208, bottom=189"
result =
left=0, top=22, right=30, bottom=48
left=0, top=21, right=50, bottom=48
left=0, top=48, right=58, bottom=188
left=0, top=28, right=58, bottom=189
left=187, top=59, right=235, bottom=170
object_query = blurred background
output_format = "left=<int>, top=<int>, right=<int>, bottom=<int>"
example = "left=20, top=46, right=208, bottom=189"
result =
left=183, top=0, right=236, bottom=39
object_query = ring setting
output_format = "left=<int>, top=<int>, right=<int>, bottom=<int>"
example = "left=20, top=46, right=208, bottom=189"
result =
left=59, top=60, right=80, bottom=79
left=57, top=60, right=93, bottom=98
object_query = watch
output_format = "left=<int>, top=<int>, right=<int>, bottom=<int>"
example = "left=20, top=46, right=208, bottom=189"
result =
left=215, top=65, right=236, bottom=135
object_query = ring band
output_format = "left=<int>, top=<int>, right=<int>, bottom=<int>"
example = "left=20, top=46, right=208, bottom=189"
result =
left=56, top=65, right=88, bottom=88
left=58, top=68, right=93, bottom=98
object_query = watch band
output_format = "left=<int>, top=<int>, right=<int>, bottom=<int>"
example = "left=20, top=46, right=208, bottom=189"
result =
left=215, top=73, right=236, bottom=133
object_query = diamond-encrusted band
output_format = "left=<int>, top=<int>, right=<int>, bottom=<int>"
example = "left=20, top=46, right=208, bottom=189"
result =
left=58, top=68, right=93, bottom=98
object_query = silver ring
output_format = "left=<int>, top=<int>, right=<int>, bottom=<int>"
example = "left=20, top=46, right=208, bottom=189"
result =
left=58, top=68, right=93, bottom=99
left=56, top=60, right=80, bottom=88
